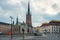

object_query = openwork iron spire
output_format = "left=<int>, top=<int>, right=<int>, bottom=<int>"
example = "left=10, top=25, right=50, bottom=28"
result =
left=28, top=0, right=30, bottom=15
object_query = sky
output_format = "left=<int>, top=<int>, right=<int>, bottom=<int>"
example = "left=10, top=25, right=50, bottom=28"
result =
left=0, top=0, right=60, bottom=27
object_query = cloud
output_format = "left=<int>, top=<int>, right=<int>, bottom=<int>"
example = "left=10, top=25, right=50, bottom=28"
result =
left=7, top=0, right=20, bottom=5
left=32, top=23, right=41, bottom=27
left=31, top=0, right=60, bottom=16
left=0, top=0, right=60, bottom=27
left=32, top=15, right=49, bottom=27
left=0, top=0, right=28, bottom=24
left=30, top=0, right=60, bottom=27
left=45, top=7, right=58, bottom=16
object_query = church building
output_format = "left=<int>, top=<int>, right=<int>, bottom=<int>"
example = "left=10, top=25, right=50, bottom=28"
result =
left=26, top=2, right=33, bottom=33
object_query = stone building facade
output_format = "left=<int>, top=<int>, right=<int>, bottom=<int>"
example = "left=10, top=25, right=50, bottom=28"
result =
left=0, top=22, right=20, bottom=34
left=40, top=20, right=60, bottom=33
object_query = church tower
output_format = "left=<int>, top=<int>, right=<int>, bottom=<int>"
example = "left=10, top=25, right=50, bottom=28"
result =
left=26, top=2, right=32, bottom=28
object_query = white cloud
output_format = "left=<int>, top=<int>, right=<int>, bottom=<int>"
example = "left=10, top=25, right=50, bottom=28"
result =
left=30, top=0, right=60, bottom=27
left=32, top=16, right=48, bottom=27
left=7, top=0, right=20, bottom=5
left=7, top=0, right=28, bottom=5
left=0, top=0, right=60, bottom=27
left=32, top=23, right=41, bottom=27
left=45, top=7, right=58, bottom=16
left=31, top=0, right=60, bottom=16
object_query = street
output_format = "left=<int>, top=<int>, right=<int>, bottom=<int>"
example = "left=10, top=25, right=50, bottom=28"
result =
left=0, top=33, right=60, bottom=40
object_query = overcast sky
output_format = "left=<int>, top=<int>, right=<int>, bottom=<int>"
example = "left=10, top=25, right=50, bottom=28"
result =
left=0, top=0, right=60, bottom=27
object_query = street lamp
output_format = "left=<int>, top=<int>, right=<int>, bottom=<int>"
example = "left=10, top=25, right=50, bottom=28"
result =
left=22, top=28, right=25, bottom=40
left=10, top=16, right=13, bottom=40
left=22, top=21, right=25, bottom=40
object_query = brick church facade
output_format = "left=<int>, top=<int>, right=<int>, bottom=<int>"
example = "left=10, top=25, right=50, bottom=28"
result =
left=26, top=2, right=33, bottom=33
left=26, top=2, right=32, bottom=27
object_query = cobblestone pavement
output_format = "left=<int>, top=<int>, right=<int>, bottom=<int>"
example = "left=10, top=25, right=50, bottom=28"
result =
left=0, top=33, right=60, bottom=40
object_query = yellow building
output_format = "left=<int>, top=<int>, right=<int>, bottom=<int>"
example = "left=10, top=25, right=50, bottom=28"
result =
left=34, top=26, right=41, bottom=33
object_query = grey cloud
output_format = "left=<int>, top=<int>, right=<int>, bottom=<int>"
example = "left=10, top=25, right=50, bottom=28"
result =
left=52, top=3, right=57, bottom=8
left=52, top=3, right=59, bottom=10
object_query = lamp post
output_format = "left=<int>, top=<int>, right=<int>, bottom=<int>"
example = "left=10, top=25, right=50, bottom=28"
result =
left=22, top=21, right=25, bottom=40
left=10, top=16, right=13, bottom=40
left=22, top=28, right=24, bottom=40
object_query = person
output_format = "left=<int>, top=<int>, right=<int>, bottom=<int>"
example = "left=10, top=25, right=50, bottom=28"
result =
left=32, top=28, right=37, bottom=36
left=8, top=32, right=12, bottom=36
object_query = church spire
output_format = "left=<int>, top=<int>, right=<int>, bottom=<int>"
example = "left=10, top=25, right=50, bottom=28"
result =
left=16, top=16, right=18, bottom=26
left=28, top=0, right=30, bottom=15
left=26, top=0, right=32, bottom=27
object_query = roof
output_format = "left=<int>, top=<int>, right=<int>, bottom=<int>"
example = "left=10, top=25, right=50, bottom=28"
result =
left=50, top=20, right=60, bottom=23
left=0, top=22, right=10, bottom=25
left=41, top=23, right=49, bottom=27
left=41, top=20, right=60, bottom=27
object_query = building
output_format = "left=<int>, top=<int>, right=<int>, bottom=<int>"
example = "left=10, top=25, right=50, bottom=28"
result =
left=40, top=20, right=60, bottom=33
left=26, top=2, right=32, bottom=33
left=15, top=15, right=29, bottom=33
left=26, top=2, right=32, bottom=27
left=0, top=22, right=20, bottom=34
left=0, top=21, right=29, bottom=34
left=0, top=22, right=11, bottom=34
left=20, top=21, right=28, bottom=33
left=34, top=26, right=40, bottom=33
